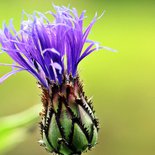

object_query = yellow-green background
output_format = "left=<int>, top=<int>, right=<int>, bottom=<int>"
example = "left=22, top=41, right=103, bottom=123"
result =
left=0, top=0, right=155, bottom=155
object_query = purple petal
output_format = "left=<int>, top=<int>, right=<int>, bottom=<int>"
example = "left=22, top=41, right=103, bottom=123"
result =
left=0, top=68, right=24, bottom=84
left=82, top=13, right=97, bottom=44
left=0, top=5, right=105, bottom=87
left=0, top=63, right=24, bottom=69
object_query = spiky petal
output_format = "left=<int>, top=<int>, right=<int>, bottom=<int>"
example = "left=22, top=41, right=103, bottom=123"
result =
left=0, top=5, right=103, bottom=88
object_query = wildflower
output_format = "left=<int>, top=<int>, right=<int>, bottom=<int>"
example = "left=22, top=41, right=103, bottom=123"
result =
left=0, top=5, right=106, bottom=155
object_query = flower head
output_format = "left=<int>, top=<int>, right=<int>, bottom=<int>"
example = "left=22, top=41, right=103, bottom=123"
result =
left=0, top=5, right=102, bottom=88
left=0, top=5, right=105, bottom=155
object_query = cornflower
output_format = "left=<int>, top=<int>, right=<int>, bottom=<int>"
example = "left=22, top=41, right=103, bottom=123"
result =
left=0, top=5, right=110, bottom=155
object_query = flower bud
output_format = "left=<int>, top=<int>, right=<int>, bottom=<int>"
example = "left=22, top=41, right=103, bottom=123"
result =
left=39, top=75, right=99, bottom=155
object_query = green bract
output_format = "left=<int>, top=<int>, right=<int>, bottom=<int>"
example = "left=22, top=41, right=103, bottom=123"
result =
left=39, top=75, right=99, bottom=155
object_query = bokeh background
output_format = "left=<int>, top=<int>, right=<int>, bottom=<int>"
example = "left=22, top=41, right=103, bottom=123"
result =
left=0, top=0, right=155, bottom=155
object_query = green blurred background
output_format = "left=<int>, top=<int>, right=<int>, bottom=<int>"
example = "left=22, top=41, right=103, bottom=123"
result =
left=0, top=0, right=155, bottom=155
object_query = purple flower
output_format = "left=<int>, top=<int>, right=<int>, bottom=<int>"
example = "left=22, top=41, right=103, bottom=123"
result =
left=0, top=6, right=103, bottom=88
left=0, top=6, right=115, bottom=154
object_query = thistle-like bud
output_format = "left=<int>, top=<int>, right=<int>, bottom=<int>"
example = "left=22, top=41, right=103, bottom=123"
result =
left=0, top=5, right=105, bottom=155
left=39, top=75, right=99, bottom=155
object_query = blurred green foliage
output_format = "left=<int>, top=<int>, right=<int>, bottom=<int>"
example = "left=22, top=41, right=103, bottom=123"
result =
left=0, top=104, right=40, bottom=154
left=0, top=0, right=155, bottom=155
